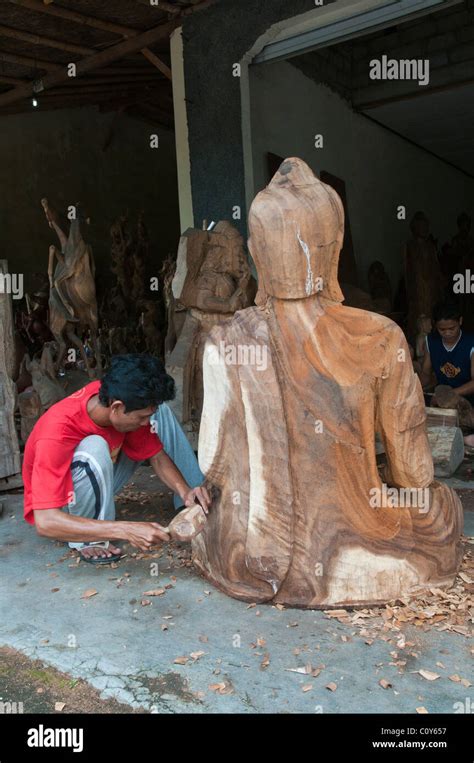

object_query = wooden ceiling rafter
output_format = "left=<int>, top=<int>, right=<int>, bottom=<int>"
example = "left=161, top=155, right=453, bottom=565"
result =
left=0, top=20, right=176, bottom=106
left=0, top=0, right=216, bottom=125
left=4, top=0, right=190, bottom=81
left=7, top=0, right=140, bottom=38
left=0, top=23, right=95, bottom=56
left=0, top=50, right=59, bottom=71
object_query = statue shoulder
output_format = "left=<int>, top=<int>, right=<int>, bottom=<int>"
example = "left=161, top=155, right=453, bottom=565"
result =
left=206, top=306, right=268, bottom=346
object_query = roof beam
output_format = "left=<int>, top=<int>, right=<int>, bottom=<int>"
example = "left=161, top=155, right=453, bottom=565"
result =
left=140, top=47, right=171, bottom=80
left=63, top=74, right=168, bottom=87
left=0, top=20, right=176, bottom=107
left=39, top=82, right=167, bottom=97
left=0, top=73, right=166, bottom=91
left=0, top=23, right=94, bottom=55
left=0, top=74, right=24, bottom=85
left=0, top=50, right=58, bottom=71
left=136, top=0, right=217, bottom=15
left=92, top=66, right=165, bottom=76
left=6, top=0, right=172, bottom=80
left=6, top=0, right=134, bottom=37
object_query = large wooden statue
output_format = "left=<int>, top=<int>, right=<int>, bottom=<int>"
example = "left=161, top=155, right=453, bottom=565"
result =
left=42, top=199, right=101, bottom=378
left=192, top=158, right=463, bottom=608
left=167, top=221, right=256, bottom=448
left=403, top=211, right=443, bottom=341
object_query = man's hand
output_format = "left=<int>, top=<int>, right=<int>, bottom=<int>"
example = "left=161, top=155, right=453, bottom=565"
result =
left=124, top=521, right=170, bottom=551
left=182, top=485, right=211, bottom=514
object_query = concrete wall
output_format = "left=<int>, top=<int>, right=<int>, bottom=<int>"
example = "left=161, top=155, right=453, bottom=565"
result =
left=353, top=0, right=474, bottom=105
left=250, top=60, right=474, bottom=291
left=0, top=106, right=180, bottom=295
left=182, top=0, right=333, bottom=236
left=291, top=44, right=352, bottom=101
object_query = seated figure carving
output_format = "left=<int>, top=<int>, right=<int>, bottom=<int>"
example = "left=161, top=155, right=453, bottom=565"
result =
left=192, top=157, right=463, bottom=608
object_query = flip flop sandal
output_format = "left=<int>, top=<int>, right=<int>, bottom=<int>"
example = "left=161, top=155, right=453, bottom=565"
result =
left=78, top=541, right=122, bottom=564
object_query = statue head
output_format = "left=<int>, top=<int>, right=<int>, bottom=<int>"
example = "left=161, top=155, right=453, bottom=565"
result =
left=248, top=157, right=345, bottom=302
left=202, top=243, right=229, bottom=272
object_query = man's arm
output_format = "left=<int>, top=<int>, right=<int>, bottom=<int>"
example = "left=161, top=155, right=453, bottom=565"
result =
left=149, top=449, right=210, bottom=512
left=34, top=508, right=170, bottom=550
left=451, top=352, right=474, bottom=397
left=419, top=346, right=434, bottom=388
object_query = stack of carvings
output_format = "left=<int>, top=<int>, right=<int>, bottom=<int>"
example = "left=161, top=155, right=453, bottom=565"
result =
left=102, top=213, right=165, bottom=360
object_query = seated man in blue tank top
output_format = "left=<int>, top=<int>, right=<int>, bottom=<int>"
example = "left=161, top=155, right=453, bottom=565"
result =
left=420, top=301, right=474, bottom=406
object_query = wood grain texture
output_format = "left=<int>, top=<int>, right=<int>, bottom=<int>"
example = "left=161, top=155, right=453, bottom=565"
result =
left=425, top=406, right=459, bottom=428
left=427, top=426, right=464, bottom=478
left=192, top=158, right=463, bottom=608
left=167, top=504, right=207, bottom=542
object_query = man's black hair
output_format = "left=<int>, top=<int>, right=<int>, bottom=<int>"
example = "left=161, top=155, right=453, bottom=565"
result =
left=98, top=354, right=175, bottom=412
left=432, top=301, right=462, bottom=324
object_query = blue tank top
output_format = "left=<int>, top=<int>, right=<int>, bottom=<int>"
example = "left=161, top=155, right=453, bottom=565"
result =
left=427, top=330, right=474, bottom=404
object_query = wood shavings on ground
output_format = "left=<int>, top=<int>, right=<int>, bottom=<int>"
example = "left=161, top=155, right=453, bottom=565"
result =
left=323, top=541, right=473, bottom=640
left=116, top=489, right=165, bottom=505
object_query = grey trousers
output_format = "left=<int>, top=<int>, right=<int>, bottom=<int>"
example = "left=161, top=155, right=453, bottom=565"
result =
left=63, top=403, right=204, bottom=549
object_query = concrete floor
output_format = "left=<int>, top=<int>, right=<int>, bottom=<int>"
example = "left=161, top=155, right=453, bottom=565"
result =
left=0, top=467, right=472, bottom=714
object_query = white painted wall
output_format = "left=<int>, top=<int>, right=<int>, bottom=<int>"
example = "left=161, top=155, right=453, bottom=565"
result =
left=249, top=59, right=474, bottom=291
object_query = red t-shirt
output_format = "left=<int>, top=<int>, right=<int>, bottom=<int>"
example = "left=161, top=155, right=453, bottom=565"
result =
left=23, top=381, right=163, bottom=525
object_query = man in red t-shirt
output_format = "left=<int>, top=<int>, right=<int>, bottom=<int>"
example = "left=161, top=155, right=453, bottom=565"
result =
left=23, top=354, right=210, bottom=563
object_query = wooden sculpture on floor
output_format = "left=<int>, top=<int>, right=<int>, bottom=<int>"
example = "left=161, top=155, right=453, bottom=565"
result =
left=25, top=342, right=66, bottom=413
left=452, top=212, right=474, bottom=269
left=193, top=158, right=463, bottom=608
left=403, top=211, right=443, bottom=341
left=109, top=212, right=148, bottom=311
left=102, top=212, right=165, bottom=360
left=167, top=221, right=257, bottom=448
left=41, top=198, right=101, bottom=378
left=368, top=260, right=392, bottom=313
